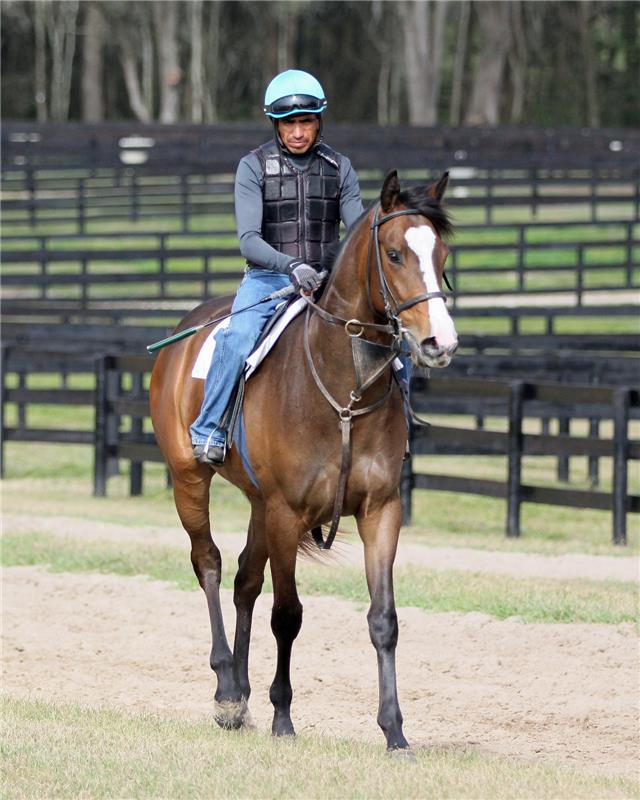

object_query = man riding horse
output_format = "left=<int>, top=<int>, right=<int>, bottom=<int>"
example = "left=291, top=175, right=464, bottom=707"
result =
left=191, top=69, right=365, bottom=465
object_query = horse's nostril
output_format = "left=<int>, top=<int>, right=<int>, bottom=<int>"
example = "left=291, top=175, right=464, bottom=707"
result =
left=421, top=337, right=437, bottom=350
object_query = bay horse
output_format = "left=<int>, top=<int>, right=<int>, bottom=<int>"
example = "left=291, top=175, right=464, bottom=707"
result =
left=149, top=169, right=457, bottom=753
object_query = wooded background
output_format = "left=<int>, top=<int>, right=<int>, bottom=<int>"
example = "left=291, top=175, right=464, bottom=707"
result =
left=2, top=0, right=638, bottom=128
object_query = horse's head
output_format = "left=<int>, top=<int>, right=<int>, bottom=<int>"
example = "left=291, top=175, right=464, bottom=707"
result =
left=372, top=170, right=458, bottom=368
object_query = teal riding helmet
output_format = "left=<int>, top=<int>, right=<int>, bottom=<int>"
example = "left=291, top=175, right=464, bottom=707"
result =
left=264, top=69, right=327, bottom=119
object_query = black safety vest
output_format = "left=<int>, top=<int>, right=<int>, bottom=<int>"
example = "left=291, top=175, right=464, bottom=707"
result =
left=253, top=139, right=342, bottom=266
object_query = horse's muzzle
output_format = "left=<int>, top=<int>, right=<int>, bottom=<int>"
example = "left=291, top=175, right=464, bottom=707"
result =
left=404, top=332, right=458, bottom=368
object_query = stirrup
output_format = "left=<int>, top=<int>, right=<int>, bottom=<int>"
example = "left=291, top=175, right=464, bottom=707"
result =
left=193, top=438, right=227, bottom=466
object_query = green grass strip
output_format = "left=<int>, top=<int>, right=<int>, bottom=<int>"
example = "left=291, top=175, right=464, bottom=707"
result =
left=3, top=532, right=637, bottom=625
left=3, top=696, right=637, bottom=800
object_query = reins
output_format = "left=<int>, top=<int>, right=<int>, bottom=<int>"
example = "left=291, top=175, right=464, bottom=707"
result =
left=304, top=204, right=451, bottom=549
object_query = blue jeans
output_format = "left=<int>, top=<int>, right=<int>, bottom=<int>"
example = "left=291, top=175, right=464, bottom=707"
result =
left=190, top=268, right=290, bottom=446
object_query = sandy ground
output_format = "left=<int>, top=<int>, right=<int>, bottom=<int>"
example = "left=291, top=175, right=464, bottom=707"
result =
left=3, top=560, right=638, bottom=779
left=3, top=510, right=638, bottom=777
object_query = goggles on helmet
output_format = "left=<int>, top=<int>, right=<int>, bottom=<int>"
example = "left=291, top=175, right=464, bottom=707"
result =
left=264, top=94, right=328, bottom=119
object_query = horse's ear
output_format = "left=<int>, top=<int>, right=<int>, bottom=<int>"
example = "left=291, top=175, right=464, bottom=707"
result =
left=380, top=169, right=401, bottom=212
left=427, top=171, right=449, bottom=202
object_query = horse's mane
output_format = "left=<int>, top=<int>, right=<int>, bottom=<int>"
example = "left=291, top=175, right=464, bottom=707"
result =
left=398, top=186, right=454, bottom=239
left=321, top=186, right=453, bottom=273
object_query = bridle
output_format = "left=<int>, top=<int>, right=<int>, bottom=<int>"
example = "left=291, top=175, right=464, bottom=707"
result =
left=365, top=204, right=450, bottom=324
left=304, top=203, right=452, bottom=350
left=302, top=202, right=453, bottom=550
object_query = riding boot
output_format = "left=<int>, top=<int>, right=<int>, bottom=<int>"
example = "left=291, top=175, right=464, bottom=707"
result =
left=193, top=434, right=227, bottom=466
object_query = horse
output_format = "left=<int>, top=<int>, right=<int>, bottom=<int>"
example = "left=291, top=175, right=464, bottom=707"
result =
left=149, top=169, right=457, bottom=753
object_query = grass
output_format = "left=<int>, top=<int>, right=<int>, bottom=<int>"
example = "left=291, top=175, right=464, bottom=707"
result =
left=2, top=439, right=639, bottom=555
left=3, top=697, right=637, bottom=800
left=3, top=531, right=637, bottom=625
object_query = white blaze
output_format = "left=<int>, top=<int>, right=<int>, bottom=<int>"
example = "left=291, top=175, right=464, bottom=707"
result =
left=404, top=226, right=458, bottom=349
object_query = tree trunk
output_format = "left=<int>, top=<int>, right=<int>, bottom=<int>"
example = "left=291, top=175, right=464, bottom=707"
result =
left=464, top=1, right=512, bottom=125
left=34, top=0, right=48, bottom=121
left=141, top=7, right=155, bottom=119
left=399, top=0, right=448, bottom=126
left=204, top=1, right=221, bottom=122
left=190, top=0, right=204, bottom=123
left=47, top=0, right=79, bottom=121
left=449, top=0, right=470, bottom=125
left=277, top=2, right=299, bottom=73
left=121, top=39, right=152, bottom=122
left=579, top=0, right=600, bottom=126
left=508, top=1, right=527, bottom=123
left=81, top=1, right=105, bottom=122
left=153, top=0, right=181, bottom=123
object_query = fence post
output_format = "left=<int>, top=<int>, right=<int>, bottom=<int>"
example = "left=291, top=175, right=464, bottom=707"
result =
left=612, top=388, right=630, bottom=546
left=93, top=355, right=108, bottom=497
left=78, top=177, right=85, bottom=234
left=106, top=367, right=122, bottom=479
left=557, top=415, right=570, bottom=482
left=588, top=417, right=600, bottom=487
left=129, top=371, right=143, bottom=496
left=17, top=369, right=26, bottom=434
left=506, top=380, right=525, bottom=538
left=0, top=347, right=7, bottom=479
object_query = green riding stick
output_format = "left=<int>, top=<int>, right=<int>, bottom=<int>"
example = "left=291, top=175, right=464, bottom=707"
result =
left=145, top=276, right=328, bottom=354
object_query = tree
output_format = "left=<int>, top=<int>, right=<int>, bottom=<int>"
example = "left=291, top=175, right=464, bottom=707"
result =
left=81, top=1, right=105, bottom=122
left=465, top=1, right=512, bottom=125
left=153, top=0, right=181, bottom=123
left=399, top=0, right=448, bottom=125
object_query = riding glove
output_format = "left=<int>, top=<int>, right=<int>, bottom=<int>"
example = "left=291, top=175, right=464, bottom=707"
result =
left=287, top=260, right=323, bottom=293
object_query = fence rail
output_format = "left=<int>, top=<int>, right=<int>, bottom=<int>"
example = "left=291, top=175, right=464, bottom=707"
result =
left=2, top=220, right=638, bottom=307
left=2, top=171, right=638, bottom=231
left=2, top=348, right=637, bottom=544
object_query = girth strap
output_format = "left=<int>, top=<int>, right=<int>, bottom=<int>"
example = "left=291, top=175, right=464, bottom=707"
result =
left=304, top=308, right=394, bottom=550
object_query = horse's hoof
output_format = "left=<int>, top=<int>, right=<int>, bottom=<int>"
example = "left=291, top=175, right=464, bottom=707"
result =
left=387, top=746, right=416, bottom=762
left=214, top=698, right=251, bottom=730
left=272, top=721, right=296, bottom=737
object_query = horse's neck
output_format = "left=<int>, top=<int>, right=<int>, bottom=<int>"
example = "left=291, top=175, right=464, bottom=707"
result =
left=304, top=216, right=392, bottom=404
left=317, top=217, right=375, bottom=332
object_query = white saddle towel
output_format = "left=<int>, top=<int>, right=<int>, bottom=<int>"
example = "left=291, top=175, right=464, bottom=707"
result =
left=191, top=298, right=306, bottom=380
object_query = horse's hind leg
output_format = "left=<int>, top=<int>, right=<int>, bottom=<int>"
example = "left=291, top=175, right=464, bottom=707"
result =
left=171, top=464, right=247, bottom=729
left=232, top=502, right=268, bottom=707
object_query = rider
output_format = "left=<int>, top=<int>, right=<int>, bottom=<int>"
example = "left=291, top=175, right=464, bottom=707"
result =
left=191, top=69, right=364, bottom=465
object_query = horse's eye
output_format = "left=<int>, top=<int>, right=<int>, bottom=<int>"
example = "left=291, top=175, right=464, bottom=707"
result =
left=386, top=250, right=401, bottom=264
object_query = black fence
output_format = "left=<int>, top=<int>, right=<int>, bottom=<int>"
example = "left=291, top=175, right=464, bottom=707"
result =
left=2, top=348, right=638, bottom=545
left=3, top=169, right=638, bottom=231
left=4, top=122, right=640, bottom=173
left=3, top=123, right=639, bottom=232
left=402, top=375, right=640, bottom=545
left=3, top=219, right=638, bottom=308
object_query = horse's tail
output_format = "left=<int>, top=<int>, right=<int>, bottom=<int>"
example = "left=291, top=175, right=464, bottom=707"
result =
left=297, top=526, right=345, bottom=561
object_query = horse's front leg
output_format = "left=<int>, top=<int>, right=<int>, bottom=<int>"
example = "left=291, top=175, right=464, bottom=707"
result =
left=356, top=495, right=410, bottom=752
left=266, top=506, right=303, bottom=737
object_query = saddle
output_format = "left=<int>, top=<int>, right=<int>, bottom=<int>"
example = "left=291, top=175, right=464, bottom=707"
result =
left=191, top=296, right=306, bottom=486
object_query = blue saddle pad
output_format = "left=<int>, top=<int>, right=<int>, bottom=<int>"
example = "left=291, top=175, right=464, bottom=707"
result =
left=233, top=407, right=259, bottom=488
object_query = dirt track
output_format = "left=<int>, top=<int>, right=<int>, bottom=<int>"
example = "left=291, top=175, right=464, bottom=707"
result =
left=3, top=556, right=638, bottom=778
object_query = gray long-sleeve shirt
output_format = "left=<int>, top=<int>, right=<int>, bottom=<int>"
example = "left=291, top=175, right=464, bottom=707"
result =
left=234, top=144, right=364, bottom=273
